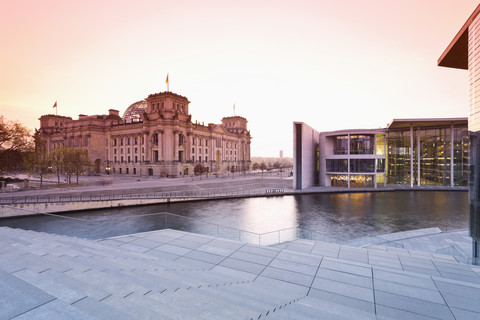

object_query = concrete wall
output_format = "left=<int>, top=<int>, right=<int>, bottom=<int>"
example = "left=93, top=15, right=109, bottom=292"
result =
left=293, top=122, right=319, bottom=190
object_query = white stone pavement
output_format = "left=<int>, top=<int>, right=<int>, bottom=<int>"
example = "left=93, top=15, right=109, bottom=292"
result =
left=1, top=226, right=480, bottom=319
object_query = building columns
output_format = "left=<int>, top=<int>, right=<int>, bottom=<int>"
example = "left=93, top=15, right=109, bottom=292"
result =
left=410, top=124, right=414, bottom=188
left=451, top=123, right=454, bottom=187
left=417, top=127, right=421, bottom=186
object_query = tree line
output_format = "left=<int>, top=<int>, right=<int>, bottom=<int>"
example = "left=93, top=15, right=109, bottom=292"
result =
left=1, top=116, right=90, bottom=187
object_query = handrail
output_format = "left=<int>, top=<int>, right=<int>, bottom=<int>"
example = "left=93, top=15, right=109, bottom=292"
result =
left=0, top=205, right=467, bottom=256
left=0, top=188, right=288, bottom=205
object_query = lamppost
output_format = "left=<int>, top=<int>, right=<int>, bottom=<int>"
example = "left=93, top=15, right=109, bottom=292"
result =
left=106, top=160, right=111, bottom=175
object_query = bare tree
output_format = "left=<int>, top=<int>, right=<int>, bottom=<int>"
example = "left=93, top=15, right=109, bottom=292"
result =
left=72, top=148, right=90, bottom=184
left=0, top=116, right=32, bottom=171
left=25, top=132, right=50, bottom=188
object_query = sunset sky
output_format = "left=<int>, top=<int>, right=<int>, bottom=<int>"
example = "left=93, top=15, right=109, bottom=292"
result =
left=1, top=0, right=478, bottom=157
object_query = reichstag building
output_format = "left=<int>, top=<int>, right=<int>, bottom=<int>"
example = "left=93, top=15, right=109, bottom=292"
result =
left=38, top=91, right=251, bottom=177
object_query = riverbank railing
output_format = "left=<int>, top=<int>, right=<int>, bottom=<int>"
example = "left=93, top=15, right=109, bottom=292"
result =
left=0, top=206, right=408, bottom=250
left=0, top=188, right=287, bottom=205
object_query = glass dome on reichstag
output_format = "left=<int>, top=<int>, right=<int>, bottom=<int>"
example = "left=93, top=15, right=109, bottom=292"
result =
left=122, top=100, right=147, bottom=121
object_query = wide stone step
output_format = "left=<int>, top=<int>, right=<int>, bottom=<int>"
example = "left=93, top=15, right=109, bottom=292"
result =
left=10, top=299, right=98, bottom=320
left=127, top=288, right=265, bottom=320
left=0, top=269, right=56, bottom=320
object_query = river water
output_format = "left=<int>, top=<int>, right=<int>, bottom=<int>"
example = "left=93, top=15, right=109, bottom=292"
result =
left=0, top=191, right=468, bottom=241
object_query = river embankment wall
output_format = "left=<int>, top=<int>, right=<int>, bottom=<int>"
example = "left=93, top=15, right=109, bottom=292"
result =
left=0, top=178, right=293, bottom=217
left=0, top=177, right=467, bottom=218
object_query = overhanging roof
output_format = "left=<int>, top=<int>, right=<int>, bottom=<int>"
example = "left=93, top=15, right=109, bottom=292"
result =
left=387, top=118, right=467, bottom=130
left=438, top=4, right=480, bottom=69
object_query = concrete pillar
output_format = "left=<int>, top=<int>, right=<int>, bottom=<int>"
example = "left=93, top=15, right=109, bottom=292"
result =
left=417, top=127, right=421, bottom=186
left=347, top=134, right=351, bottom=189
left=451, top=123, right=454, bottom=187
left=384, top=133, right=387, bottom=187
left=410, top=124, right=414, bottom=188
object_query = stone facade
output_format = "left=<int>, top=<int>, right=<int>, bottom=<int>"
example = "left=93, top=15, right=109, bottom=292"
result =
left=38, top=91, right=251, bottom=177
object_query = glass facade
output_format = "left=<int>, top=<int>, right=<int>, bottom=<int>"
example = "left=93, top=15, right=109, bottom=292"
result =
left=418, top=128, right=450, bottom=186
left=331, top=174, right=348, bottom=187
left=324, top=126, right=467, bottom=189
left=334, top=136, right=348, bottom=154
left=326, top=159, right=348, bottom=172
left=453, top=127, right=469, bottom=186
left=387, top=131, right=412, bottom=184
left=350, top=159, right=375, bottom=173
left=350, top=135, right=374, bottom=154
left=376, top=134, right=385, bottom=155
left=387, top=126, right=469, bottom=186
left=350, top=175, right=374, bottom=188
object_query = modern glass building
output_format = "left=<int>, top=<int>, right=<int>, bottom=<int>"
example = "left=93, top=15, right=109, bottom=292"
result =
left=387, top=119, right=469, bottom=187
left=322, top=129, right=387, bottom=188
left=438, top=4, right=480, bottom=261
left=293, top=118, right=468, bottom=190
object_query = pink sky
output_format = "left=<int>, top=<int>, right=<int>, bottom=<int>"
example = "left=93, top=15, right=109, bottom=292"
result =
left=0, top=0, right=478, bottom=157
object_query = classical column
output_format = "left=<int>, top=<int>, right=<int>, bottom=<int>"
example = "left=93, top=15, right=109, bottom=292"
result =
left=143, top=132, right=150, bottom=162
left=174, top=131, right=179, bottom=162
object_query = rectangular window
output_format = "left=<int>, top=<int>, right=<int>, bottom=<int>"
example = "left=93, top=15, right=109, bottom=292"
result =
left=326, top=159, right=348, bottom=172
left=135, top=156, right=138, bottom=163
left=206, top=140, right=208, bottom=147
left=376, top=159, right=385, bottom=172
left=127, top=138, right=130, bottom=145
left=350, top=159, right=375, bottom=173
left=350, top=135, right=374, bottom=154
left=334, top=136, right=348, bottom=154
left=135, top=148, right=137, bottom=154
left=135, top=137, right=138, bottom=145
left=121, top=138, right=124, bottom=146
left=128, top=156, right=131, bottom=163
left=121, top=156, right=124, bottom=163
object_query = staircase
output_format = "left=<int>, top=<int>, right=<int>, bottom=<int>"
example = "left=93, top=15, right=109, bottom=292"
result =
left=1, top=227, right=480, bottom=319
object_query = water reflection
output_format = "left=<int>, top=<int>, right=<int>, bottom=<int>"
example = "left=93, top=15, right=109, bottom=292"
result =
left=0, top=191, right=468, bottom=240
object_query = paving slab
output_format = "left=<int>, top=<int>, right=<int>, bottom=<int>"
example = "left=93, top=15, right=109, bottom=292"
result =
left=11, top=299, right=96, bottom=320
left=374, top=290, right=454, bottom=320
